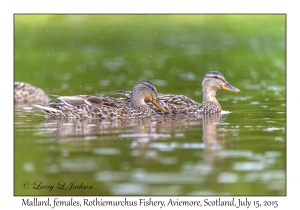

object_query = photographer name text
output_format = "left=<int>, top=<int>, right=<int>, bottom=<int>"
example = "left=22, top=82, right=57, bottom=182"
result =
left=22, top=181, right=93, bottom=192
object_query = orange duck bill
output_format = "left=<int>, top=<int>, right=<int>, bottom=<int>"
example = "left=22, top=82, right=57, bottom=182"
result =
left=150, top=98, right=167, bottom=113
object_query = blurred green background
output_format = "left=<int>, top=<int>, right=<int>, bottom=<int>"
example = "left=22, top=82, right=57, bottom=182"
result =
left=14, top=14, right=285, bottom=98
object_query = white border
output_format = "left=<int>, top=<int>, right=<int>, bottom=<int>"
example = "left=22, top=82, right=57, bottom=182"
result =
left=3, top=0, right=297, bottom=209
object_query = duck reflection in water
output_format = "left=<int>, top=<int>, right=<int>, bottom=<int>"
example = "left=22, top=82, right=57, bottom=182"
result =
left=37, top=112, right=230, bottom=165
left=201, top=113, right=225, bottom=163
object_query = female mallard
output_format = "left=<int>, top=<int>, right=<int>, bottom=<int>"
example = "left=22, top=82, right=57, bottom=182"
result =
left=122, top=71, right=240, bottom=114
left=34, top=80, right=166, bottom=119
left=14, top=82, right=48, bottom=104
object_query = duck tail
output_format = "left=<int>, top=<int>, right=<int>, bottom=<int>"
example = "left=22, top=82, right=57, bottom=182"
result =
left=116, top=90, right=131, bottom=98
left=33, top=104, right=63, bottom=116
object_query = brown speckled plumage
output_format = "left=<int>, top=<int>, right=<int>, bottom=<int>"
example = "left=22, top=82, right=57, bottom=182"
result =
left=121, top=71, right=241, bottom=114
left=14, top=82, right=48, bottom=104
left=34, top=80, right=166, bottom=119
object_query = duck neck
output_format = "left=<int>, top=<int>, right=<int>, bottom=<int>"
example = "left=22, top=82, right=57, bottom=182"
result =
left=203, top=88, right=218, bottom=104
left=202, top=88, right=221, bottom=113
left=131, top=99, right=152, bottom=114
left=130, top=101, right=152, bottom=117
left=131, top=97, right=145, bottom=108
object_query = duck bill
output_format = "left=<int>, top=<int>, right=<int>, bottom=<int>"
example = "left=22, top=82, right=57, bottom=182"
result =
left=221, top=83, right=241, bottom=93
left=151, top=99, right=166, bottom=113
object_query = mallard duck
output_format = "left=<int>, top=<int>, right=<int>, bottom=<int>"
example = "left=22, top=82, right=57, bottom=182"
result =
left=121, top=71, right=240, bottom=114
left=14, top=82, right=48, bottom=103
left=34, top=80, right=166, bottom=119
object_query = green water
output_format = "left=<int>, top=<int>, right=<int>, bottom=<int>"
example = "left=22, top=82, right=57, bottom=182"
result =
left=14, top=14, right=286, bottom=196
